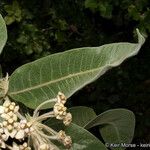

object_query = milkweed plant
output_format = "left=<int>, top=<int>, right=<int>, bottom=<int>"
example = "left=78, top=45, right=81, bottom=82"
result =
left=0, top=14, right=145, bottom=150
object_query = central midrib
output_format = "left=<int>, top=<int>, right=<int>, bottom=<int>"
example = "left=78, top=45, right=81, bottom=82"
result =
left=9, top=47, right=139, bottom=96
left=9, top=67, right=100, bottom=95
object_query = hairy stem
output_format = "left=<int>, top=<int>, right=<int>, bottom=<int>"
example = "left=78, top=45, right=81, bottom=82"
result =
left=33, top=98, right=57, bottom=117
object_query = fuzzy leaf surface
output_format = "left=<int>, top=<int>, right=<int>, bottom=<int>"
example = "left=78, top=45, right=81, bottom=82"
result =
left=85, top=109, right=135, bottom=150
left=8, top=30, right=145, bottom=109
left=69, top=106, right=96, bottom=127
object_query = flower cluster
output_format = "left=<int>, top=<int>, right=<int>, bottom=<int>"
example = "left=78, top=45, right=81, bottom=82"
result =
left=0, top=97, right=19, bottom=139
left=53, top=92, right=72, bottom=126
left=0, top=97, right=32, bottom=149
left=58, top=130, right=72, bottom=148
left=0, top=123, right=8, bottom=149
left=15, top=119, right=34, bottom=140
left=0, top=90, right=72, bottom=149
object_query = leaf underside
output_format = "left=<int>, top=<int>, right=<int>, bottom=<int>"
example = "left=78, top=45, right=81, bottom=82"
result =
left=8, top=30, right=145, bottom=109
left=69, top=106, right=96, bottom=127
left=85, top=109, right=135, bottom=150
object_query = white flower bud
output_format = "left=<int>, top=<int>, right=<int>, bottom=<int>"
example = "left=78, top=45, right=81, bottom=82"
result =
left=58, top=130, right=66, bottom=140
left=1, top=113, right=10, bottom=120
left=11, top=102, right=15, bottom=106
left=30, top=127, right=34, bottom=132
left=40, top=144, right=49, bottom=150
left=23, top=142, right=28, bottom=147
left=0, top=106, right=4, bottom=114
left=64, top=136, right=72, bottom=148
left=24, top=128, right=29, bottom=134
left=57, top=92, right=67, bottom=104
left=63, top=113, right=72, bottom=126
left=9, top=105, right=15, bottom=111
left=4, top=128, right=10, bottom=137
left=2, top=121, right=8, bottom=127
left=20, top=119, right=27, bottom=124
left=8, top=111, right=13, bottom=117
left=14, top=122, right=19, bottom=128
left=7, top=124, right=13, bottom=131
left=27, top=122, right=32, bottom=127
left=8, top=118, right=14, bottom=124
left=15, top=129, right=25, bottom=139
left=57, top=130, right=72, bottom=148
left=12, top=114, right=17, bottom=122
left=3, top=99, right=10, bottom=107
left=4, top=107, right=8, bottom=113
left=20, top=120, right=27, bottom=129
left=14, top=106, right=19, bottom=113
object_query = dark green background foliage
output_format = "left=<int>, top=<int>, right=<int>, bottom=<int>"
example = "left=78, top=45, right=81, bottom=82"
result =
left=0, top=0, right=150, bottom=148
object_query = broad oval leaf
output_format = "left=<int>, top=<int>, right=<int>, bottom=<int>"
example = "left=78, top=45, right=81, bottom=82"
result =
left=48, top=123, right=108, bottom=150
left=8, top=30, right=145, bottom=109
left=69, top=106, right=96, bottom=127
left=0, top=14, right=7, bottom=54
left=84, top=109, right=135, bottom=150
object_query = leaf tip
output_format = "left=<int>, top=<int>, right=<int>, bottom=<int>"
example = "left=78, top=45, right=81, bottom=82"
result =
left=136, top=28, right=145, bottom=45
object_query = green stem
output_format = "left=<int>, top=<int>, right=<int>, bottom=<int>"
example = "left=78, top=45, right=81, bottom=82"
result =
left=37, top=122, right=57, bottom=135
left=34, top=111, right=55, bottom=122
left=33, top=98, right=57, bottom=117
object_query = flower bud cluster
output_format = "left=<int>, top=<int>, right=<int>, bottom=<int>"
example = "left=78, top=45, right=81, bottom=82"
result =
left=0, top=97, right=34, bottom=149
left=53, top=92, right=72, bottom=126
left=0, top=98, right=19, bottom=139
left=58, top=130, right=72, bottom=148
left=12, top=142, right=31, bottom=150
left=0, top=92, right=72, bottom=149
left=19, top=142, right=31, bottom=150
left=15, top=119, right=34, bottom=140
left=0, top=123, right=8, bottom=148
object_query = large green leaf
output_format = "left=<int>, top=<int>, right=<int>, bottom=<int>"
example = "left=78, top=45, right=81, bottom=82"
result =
left=69, top=106, right=96, bottom=127
left=8, top=30, right=145, bottom=109
left=0, top=14, right=7, bottom=54
left=49, top=123, right=108, bottom=150
left=84, top=109, right=135, bottom=150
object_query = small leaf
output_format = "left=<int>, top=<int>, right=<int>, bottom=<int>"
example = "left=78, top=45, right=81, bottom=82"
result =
left=85, top=109, right=135, bottom=150
left=0, top=14, right=7, bottom=54
left=69, top=106, right=96, bottom=127
left=48, top=123, right=108, bottom=150
left=8, top=30, right=145, bottom=109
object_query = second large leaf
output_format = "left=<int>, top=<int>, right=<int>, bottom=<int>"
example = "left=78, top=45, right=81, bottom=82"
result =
left=0, top=14, right=7, bottom=54
left=8, top=30, right=145, bottom=109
